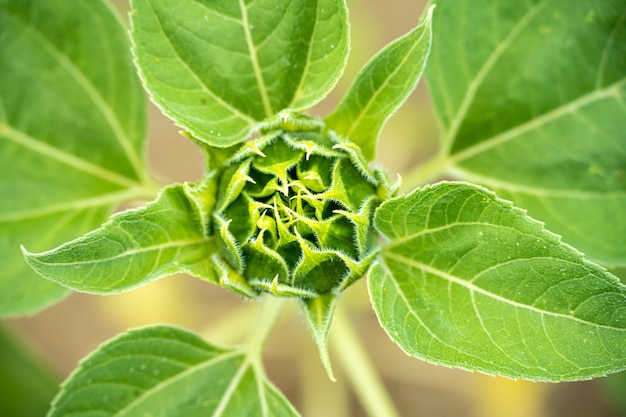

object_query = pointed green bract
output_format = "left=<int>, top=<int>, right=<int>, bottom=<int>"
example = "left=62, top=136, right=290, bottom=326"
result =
left=370, top=182, right=626, bottom=381
left=300, top=294, right=338, bottom=381
left=425, top=0, right=626, bottom=266
left=0, top=0, right=150, bottom=316
left=48, top=325, right=300, bottom=417
left=326, top=6, right=433, bottom=161
left=23, top=184, right=217, bottom=294
left=131, top=0, right=349, bottom=147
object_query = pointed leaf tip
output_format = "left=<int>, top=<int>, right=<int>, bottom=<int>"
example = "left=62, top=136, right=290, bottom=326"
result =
left=300, top=294, right=338, bottom=381
left=24, top=185, right=218, bottom=294
left=325, top=4, right=434, bottom=161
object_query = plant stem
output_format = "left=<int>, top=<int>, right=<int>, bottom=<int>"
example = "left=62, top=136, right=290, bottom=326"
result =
left=400, top=153, right=450, bottom=192
left=245, top=296, right=287, bottom=359
left=331, top=308, right=401, bottom=417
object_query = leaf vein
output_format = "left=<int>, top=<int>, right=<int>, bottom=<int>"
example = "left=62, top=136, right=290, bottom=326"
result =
left=384, top=251, right=626, bottom=332
left=8, top=11, right=147, bottom=182
left=0, top=122, right=139, bottom=189
left=451, top=77, right=626, bottom=164
left=143, top=1, right=257, bottom=125
left=442, top=0, right=551, bottom=154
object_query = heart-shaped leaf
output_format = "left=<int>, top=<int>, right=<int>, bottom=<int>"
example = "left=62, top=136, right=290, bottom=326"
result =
left=48, top=325, right=300, bottom=417
left=0, top=0, right=151, bottom=316
left=425, top=0, right=626, bottom=266
left=370, top=182, right=626, bottom=381
left=131, top=0, right=349, bottom=147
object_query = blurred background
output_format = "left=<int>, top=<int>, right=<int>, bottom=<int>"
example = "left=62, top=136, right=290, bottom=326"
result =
left=2, top=0, right=625, bottom=416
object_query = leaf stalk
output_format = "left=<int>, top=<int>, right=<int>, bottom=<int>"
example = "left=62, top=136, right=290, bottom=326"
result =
left=331, top=308, right=401, bottom=417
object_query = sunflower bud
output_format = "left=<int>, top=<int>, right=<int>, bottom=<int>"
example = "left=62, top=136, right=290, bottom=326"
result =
left=211, top=125, right=389, bottom=298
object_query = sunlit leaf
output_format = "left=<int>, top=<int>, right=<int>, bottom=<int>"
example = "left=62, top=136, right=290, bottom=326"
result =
left=0, top=0, right=151, bottom=316
left=425, top=0, right=626, bottom=266
left=23, top=184, right=216, bottom=294
left=48, top=325, right=300, bottom=417
left=370, top=182, right=626, bottom=381
left=326, top=6, right=433, bottom=161
left=131, top=0, right=349, bottom=147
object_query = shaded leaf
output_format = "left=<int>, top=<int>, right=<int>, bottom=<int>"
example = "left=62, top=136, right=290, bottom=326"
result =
left=23, top=184, right=217, bottom=294
left=326, top=6, right=433, bottom=161
left=131, top=0, right=349, bottom=147
left=0, top=325, right=58, bottom=417
left=370, top=181, right=626, bottom=381
left=0, top=0, right=151, bottom=316
left=425, top=0, right=626, bottom=266
left=48, top=325, right=300, bottom=417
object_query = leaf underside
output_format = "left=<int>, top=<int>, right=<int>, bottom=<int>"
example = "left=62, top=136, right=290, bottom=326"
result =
left=0, top=0, right=148, bottom=316
left=48, top=326, right=299, bottom=417
left=24, top=185, right=217, bottom=294
left=131, top=0, right=349, bottom=147
left=426, top=0, right=626, bottom=266
left=370, top=182, right=626, bottom=381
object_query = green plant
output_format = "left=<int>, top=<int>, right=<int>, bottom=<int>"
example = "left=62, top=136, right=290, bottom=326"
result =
left=1, top=0, right=625, bottom=415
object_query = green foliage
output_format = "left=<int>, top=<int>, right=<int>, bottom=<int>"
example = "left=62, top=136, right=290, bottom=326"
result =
left=326, top=6, right=433, bottom=160
left=424, top=0, right=626, bottom=267
left=47, top=325, right=298, bottom=417
left=23, top=184, right=218, bottom=294
left=370, top=182, right=626, bottom=381
left=0, top=0, right=152, bottom=315
left=1, top=0, right=625, bottom=415
left=130, top=0, right=349, bottom=146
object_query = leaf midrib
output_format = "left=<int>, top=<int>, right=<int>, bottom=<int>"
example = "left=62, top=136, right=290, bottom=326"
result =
left=0, top=189, right=151, bottom=223
left=29, top=237, right=208, bottom=266
left=114, top=351, right=242, bottom=417
left=290, top=0, right=320, bottom=108
left=449, top=77, right=626, bottom=165
left=0, top=122, right=140, bottom=189
left=142, top=0, right=257, bottom=127
left=344, top=21, right=430, bottom=141
left=239, top=0, right=273, bottom=117
left=449, top=166, right=626, bottom=199
left=383, top=251, right=626, bottom=332
left=440, top=0, right=550, bottom=154
left=115, top=350, right=273, bottom=417
left=5, top=9, right=147, bottom=183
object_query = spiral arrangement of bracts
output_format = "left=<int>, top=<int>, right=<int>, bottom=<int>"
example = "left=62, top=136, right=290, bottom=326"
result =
left=210, top=123, right=396, bottom=299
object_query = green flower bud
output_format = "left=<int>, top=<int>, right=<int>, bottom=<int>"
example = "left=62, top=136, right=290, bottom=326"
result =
left=211, top=123, right=391, bottom=298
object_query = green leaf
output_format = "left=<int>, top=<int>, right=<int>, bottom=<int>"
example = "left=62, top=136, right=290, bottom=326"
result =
left=325, top=5, right=433, bottom=161
left=131, top=0, right=349, bottom=147
left=0, top=0, right=151, bottom=316
left=23, top=184, right=217, bottom=294
left=48, top=325, right=300, bottom=417
left=370, top=181, right=626, bottom=381
left=0, top=325, right=58, bottom=417
left=425, top=0, right=626, bottom=266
